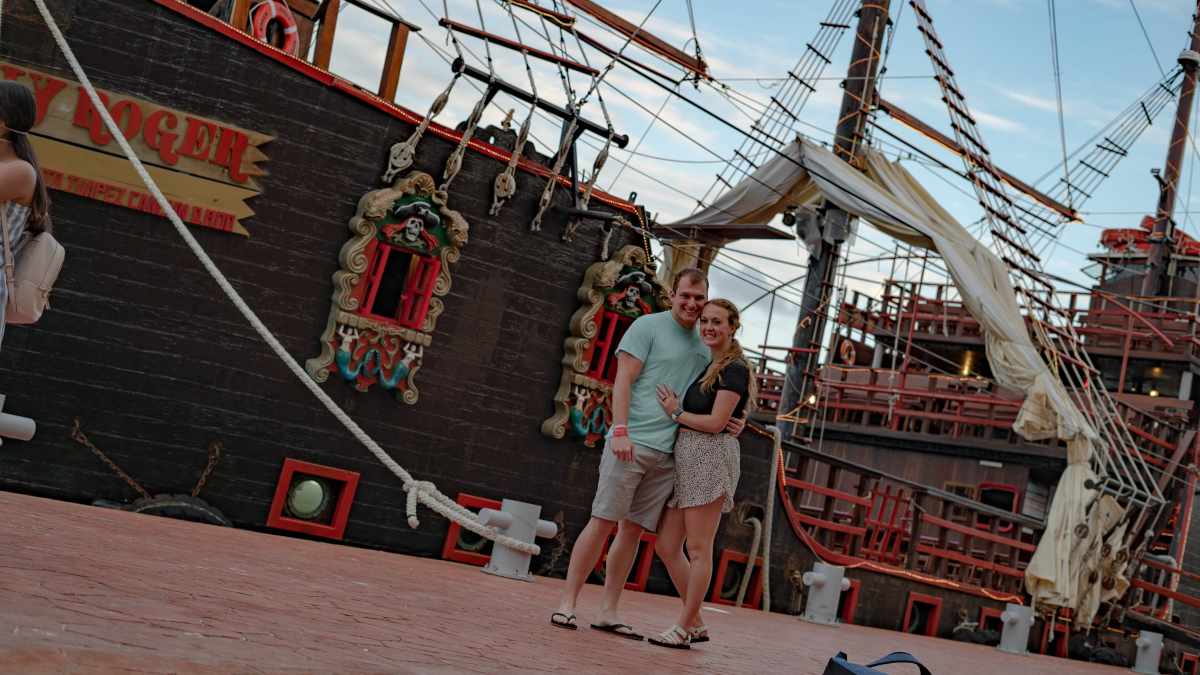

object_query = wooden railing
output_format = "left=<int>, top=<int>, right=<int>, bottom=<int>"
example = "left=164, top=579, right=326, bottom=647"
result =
left=837, top=280, right=1200, bottom=360
left=810, top=365, right=1026, bottom=442
left=778, top=439, right=1044, bottom=596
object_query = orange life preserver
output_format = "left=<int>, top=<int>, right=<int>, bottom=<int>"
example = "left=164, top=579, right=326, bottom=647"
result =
left=838, top=339, right=856, bottom=364
left=250, top=1, right=299, bottom=56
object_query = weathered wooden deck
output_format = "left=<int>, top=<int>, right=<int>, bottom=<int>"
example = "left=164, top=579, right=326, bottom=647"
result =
left=0, top=491, right=1124, bottom=674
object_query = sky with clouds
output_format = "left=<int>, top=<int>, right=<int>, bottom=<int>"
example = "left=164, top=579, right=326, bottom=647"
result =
left=321, top=0, right=1199, bottom=366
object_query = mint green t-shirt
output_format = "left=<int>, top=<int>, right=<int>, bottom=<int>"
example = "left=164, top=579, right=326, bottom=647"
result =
left=616, top=311, right=709, bottom=453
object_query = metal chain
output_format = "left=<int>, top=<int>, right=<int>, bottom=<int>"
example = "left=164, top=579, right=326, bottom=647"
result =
left=70, top=418, right=151, bottom=500
left=191, top=440, right=223, bottom=497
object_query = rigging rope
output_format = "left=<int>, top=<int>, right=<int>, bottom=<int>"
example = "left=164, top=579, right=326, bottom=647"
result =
left=1046, top=0, right=1073, bottom=210
left=1129, top=0, right=1167, bottom=78
left=28, top=0, right=538, bottom=555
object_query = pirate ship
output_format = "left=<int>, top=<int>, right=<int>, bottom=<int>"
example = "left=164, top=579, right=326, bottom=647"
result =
left=2, top=0, right=1200, bottom=669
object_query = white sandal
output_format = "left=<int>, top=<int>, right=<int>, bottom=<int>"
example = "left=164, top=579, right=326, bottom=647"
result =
left=648, top=624, right=691, bottom=650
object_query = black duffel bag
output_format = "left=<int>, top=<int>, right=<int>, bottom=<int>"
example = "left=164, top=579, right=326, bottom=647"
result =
left=822, top=651, right=932, bottom=675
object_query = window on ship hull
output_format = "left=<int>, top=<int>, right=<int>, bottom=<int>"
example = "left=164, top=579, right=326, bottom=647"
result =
left=362, top=244, right=441, bottom=329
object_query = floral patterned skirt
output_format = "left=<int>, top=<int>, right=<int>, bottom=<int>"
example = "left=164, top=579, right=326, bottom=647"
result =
left=668, top=429, right=740, bottom=513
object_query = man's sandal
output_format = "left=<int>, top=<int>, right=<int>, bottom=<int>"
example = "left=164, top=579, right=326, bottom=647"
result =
left=590, top=622, right=644, bottom=641
left=688, top=625, right=709, bottom=644
left=648, top=625, right=691, bottom=650
left=550, top=612, right=578, bottom=630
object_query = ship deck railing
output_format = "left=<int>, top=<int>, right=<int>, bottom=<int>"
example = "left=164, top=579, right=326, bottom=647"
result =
left=778, top=438, right=1046, bottom=597
left=748, top=362, right=1188, bottom=468
left=836, top=280, right=1200, bottom=362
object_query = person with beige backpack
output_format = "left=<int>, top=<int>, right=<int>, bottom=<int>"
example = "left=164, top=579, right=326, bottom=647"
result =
left=0, top=81, right=64, bottom=340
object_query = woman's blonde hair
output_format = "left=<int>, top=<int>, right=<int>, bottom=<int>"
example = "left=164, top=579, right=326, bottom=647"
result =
left=698, top=299, right=756, bottom=409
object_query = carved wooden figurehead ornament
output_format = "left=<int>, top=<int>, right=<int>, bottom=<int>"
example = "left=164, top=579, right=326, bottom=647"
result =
left=542, top=245, right=668, bottom=447
left=305, top=171, right=468, bottom=404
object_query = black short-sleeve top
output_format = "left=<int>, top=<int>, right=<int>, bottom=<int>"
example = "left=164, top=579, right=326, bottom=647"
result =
left=682, top=361, right=750, bottom=419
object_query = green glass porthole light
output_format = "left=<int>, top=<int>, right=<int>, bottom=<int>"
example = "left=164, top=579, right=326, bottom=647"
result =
left=287, top=477, right=330, bottom=520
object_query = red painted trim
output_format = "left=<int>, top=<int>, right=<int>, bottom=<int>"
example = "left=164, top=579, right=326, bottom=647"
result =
left=266, top=458, right=360, bottom=540
left=902, top=591, right=943, bottom=637
left=1180, top=652, right=1199, bottom=675
left=840, top=578, right=861, bottom=624
left=1132, top=579, right=1200, bottom=609
left=978, top=606, right=1003, bottom=632
left=1175, top=471, right=1197, bottom=592
left=148, top=0, right=637, bottom=215
left=921, top=513, right=1035, bottom=552
left=708, top=549, right=764, bottom=609
left=149, top=0, right=334, bottom=84
left=441, top=493, right=502, bottom=566
left=593, top=527, right=655, bottom=592
left=774, top=449, right=1024, bottom=604
left=784, top=477, right=872, bottom=508
left=1039, top=618, right=1069, bottom=657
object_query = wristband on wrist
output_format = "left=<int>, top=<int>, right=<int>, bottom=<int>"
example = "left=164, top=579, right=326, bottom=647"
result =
left=611, top=425, right=629, bottom=438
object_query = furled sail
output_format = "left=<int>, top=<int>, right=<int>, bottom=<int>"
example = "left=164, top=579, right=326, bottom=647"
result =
left=687, top=136, right=1115, bottom=623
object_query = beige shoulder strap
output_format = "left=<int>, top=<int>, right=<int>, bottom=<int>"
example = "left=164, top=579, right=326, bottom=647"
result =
left=0, top=205, right=12, bottom=298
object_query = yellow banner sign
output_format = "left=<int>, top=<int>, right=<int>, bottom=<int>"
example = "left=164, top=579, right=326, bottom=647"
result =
left=0, top=61, right=271, bottom=236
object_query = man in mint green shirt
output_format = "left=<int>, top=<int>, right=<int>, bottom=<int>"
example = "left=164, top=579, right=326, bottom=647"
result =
left=551, top=268, right=740, bottom=638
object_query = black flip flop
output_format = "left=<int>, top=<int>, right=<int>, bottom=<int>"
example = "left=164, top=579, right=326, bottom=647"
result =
left=550, top=612, right=578, bottom=630
left=590, top=622, right=644, bottom=641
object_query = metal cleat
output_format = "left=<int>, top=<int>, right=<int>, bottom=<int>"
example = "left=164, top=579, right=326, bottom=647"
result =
left=997, top=603, right=1034, bottom=655
left=800, top=562, right=851, bottom=625
left=0, top=395, right=35, bottom=446
left=1132, top=630, right=1163, bottom=674
left=478, top=499, right=557, bottom=582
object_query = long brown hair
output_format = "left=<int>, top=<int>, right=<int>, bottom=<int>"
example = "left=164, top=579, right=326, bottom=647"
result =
left=0, top=81, right=50, bottom=233
left=698, top=298, right=757, bottom=409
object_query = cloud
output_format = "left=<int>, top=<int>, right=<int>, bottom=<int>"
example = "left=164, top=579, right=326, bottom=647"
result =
left=997, top=88, right=1060, bottom=113
left=973, top=109, right=1027, bottom=134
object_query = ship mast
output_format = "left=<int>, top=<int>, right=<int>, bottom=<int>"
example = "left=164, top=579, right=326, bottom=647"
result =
left=1141, top=2, right=1200, bottom=297
left=779, top=0, right=891, bottom=438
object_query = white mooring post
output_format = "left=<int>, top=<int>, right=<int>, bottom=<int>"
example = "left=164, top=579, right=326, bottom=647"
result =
left=1133, top=630, right=1164, bottom=674
left=0, top=395, right=35, bottom=446
left=478, top=498, right=558, bottom=582
left=800, top=562, right=851, bottom=625
left=997, top=603, right=1034, bottom=655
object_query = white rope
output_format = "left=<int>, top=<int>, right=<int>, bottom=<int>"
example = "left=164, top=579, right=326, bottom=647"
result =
left=29, top=0, right=538, bottom=555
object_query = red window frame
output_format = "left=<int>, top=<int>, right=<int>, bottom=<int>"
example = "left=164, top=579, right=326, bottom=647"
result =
left=708, top=549, right=764, bottom=609
left=902, top=592, right=943, bottom=636
left=361, top=244, right=442, bottom=329
left=594, top=526, right=656, bottom=592
left=441, top=493, right=502, bottom=567
left=975, top=482, right=1021, bottom=534
left=266, top=458, right=360, bottom=541
left=586, top=309, right=633, bottom=383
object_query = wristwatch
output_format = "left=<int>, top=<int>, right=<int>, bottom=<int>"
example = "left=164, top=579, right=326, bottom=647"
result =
left=671, top=407, right=684, bottom=422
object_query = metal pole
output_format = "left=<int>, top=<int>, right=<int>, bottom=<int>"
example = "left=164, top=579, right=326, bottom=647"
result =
left=1142, top=2, right=1200, bottom=297
left=778, top=0, right=891, bottom=438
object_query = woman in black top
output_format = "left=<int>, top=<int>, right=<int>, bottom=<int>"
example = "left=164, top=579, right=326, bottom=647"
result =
left=649, top=298, right=754, bottom=649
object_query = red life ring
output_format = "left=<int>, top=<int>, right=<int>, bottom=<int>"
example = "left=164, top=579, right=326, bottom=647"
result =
left=250, top=1, right=300, bottom=56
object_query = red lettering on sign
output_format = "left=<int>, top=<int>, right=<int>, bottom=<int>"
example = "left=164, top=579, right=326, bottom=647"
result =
left=178, top=117, right=218, bottom=161
left=27, top=74, right=66, bottom=126
left=214, top=128, right=251, bottom=183
left=143, top=109, right=181, bottom=165
left=41, top=168, right=64, bottom=190
left=72, top=88, right=114, bottom=146
left=110, top=99, right=143, bottom=141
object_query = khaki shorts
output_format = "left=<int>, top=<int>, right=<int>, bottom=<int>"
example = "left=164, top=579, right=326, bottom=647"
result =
left=591, top=440, right=675, bottom=532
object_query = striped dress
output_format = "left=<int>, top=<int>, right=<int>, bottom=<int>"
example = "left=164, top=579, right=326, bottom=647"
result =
left=0, top=201, right=32, bottom=346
